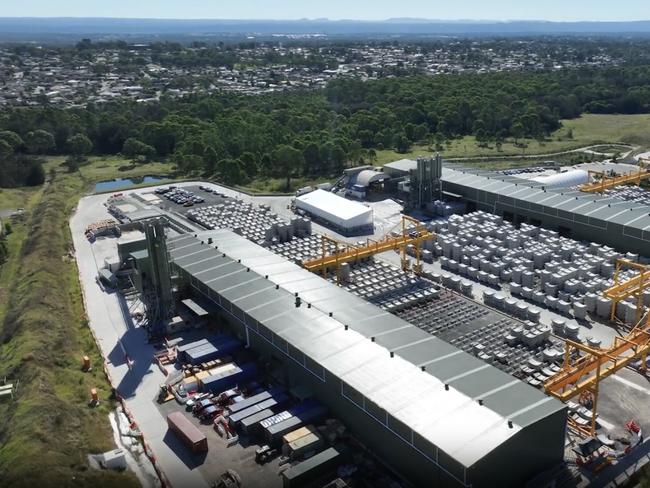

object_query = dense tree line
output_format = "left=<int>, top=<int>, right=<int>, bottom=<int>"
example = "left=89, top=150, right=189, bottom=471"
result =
left=2, top=65, right=650, bottom=188
left=0, top=131, right=45, bottom=187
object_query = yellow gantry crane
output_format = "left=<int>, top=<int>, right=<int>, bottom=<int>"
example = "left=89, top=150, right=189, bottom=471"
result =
left=545, top=259, right=650, bottom=437
left=580, top=168, right=650, bottom=193
left=544, top=311, right=650, bottom=437
left=302, top=216, right=435, bottom=283
left=603, top=259, right=650, bottom=324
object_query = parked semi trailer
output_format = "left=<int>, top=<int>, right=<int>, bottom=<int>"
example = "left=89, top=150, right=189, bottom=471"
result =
left=167, top=411, right=208, bottom=453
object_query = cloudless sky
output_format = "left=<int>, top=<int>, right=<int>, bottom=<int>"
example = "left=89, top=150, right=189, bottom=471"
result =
left=0, top=0, right=648, bottom=22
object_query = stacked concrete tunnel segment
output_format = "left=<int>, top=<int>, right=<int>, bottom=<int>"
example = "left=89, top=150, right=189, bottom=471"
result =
left=167, top=230, right=567, bottom=488
left=440, top=167, right=650, bottom=256
left=384, top=160, right=650, bottom=256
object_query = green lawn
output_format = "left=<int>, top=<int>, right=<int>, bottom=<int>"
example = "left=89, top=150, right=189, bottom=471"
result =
left=375, top=113, right=650, bottom=165
left=0, top=159, right=139, bottom=486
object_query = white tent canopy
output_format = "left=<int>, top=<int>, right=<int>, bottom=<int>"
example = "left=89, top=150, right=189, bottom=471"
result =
left=532, top=170, right=589, bottom=189
left=295, top=189, right=373, bottom=230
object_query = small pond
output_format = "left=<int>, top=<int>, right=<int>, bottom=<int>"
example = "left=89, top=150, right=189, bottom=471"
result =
left=94, top=176, right=168, bottom=193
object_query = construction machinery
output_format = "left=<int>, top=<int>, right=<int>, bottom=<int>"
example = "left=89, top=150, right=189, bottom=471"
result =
left=213, top=470, right=242, bottom=488
left=544, top=310, right=650, bottom=437
left=603, top=259, right=650, bottom=324
left=580, top=168, right=650, bottom=193
left=302, top=216, right=435, bottom=283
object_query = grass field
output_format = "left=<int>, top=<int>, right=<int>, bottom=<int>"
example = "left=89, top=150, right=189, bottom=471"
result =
left=78, top=155, right=176, bottom=182
left=375, top=113, right=650, bottom=165
left=0, top=159, right=140, bottom=486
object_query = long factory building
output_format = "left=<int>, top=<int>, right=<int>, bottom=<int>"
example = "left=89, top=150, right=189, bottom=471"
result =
left=168, top=230, right=567, bottom=488
left=384, top=161, right=650, bottom=255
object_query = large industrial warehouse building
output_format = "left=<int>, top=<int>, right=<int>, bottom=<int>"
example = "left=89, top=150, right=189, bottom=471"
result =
left=384, top=160, right=650, bottom=255
left=168, top=230, right=567, bottom=488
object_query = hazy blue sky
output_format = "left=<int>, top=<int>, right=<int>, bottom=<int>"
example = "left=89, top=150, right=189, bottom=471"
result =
left=0, top=0, right=648, bottom=21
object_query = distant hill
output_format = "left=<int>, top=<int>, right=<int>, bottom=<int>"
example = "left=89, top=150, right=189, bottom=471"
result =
left=0, top=17, right=649, bottom=42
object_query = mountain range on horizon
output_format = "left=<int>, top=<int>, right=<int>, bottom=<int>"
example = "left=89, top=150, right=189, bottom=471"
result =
left=0, top=17, right=649, bottom=42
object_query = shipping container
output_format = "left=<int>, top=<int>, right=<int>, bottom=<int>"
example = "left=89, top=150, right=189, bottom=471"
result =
left=239, top=409, right=276, bottom=435
left=200, top=362, right=257, bottom=393
left=227, top=387, right=285, bottom=415
left=199, top=362, right=238, bottom=389
left=186, top=338, right=242, bottom=365
left=282, top=426, right=315, bottom=445
left=167, top=412, right=208, bottom=453
left=177, top=334, right=229, bottom=362
left=281, top=447, right=345, bottom=488
left=228, top=394, right=289, bottom=426
left=288, top=432, right=323, bottom=459
left=260, top=410, right=293, bottom=429
left=259, top=399, right=319, bottom=431
left=265, top=406, right=326, bottom=445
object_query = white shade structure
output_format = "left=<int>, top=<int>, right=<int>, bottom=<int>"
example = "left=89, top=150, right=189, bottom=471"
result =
left=295, top=189, right=373, bottom=231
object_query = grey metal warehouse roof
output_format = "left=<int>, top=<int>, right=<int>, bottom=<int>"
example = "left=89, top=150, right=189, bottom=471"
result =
left=168, top=231, right=565, bottom=468
left=384, top=158, right=419, bottom=173
left=442, top=167, right=650, bottom=234
left=383, top=158, right=650, bottom=236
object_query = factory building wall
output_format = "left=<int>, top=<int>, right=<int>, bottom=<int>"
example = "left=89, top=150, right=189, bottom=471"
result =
left=173, top=264, right=565, bottom=488
left=174, top=266, right=470, bottom=487
left=468, top=408, right=567, bottom=487
left=443, top=181, right=648, bottom=255
left=247, top=332, right=468, bottom=487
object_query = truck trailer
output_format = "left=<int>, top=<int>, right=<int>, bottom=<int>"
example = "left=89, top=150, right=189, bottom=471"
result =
left=167, top=411, right=208, bottom=453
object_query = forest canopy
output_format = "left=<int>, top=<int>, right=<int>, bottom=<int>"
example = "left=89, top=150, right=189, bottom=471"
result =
left=2, top=65, right=650, bottom=187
